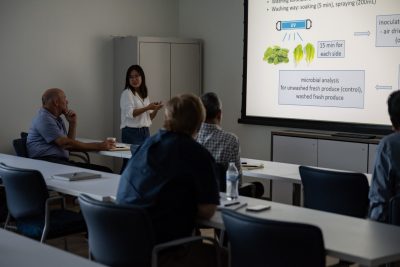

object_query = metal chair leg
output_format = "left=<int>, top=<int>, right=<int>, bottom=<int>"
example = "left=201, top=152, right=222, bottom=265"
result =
left=4, top=213, right=10, bottom=229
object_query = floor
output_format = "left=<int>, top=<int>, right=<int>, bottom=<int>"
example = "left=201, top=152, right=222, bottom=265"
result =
left=1, top=193, right=360, bottom=266
left=44, top=230, right=357, bottom=267
left=46, top=233, right=89, bottom=259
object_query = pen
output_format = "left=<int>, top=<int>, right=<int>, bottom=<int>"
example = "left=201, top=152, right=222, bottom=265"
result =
left=224, top=201, right=240, bottom=207
left=233, top=203, right=248, bottom=211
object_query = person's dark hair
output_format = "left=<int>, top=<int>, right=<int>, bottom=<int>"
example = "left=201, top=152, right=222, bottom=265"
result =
left=388, top=90, right=400, bottom=129
left=163, top=94, right=205, bottom=136
left=124, top=65, right=148, bottom=98
left=201, top=92, right=221, bottom=120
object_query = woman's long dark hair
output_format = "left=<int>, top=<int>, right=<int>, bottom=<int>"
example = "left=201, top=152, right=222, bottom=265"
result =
left=124, top=65, right=148, bottom=99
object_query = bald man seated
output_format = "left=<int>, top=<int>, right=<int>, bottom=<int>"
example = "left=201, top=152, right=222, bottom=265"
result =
left=26, top=88, right=115, bottom=173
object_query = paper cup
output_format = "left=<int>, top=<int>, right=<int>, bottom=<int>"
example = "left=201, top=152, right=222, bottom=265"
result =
left=107, top=137, right=116, bottom=142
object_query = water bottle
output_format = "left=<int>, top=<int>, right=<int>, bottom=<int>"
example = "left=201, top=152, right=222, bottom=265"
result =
left=226, top=162, right=239, bottom=200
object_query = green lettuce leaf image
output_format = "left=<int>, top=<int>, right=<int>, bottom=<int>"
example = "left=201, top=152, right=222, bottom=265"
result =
left=263, top=45, right=289, bottom=65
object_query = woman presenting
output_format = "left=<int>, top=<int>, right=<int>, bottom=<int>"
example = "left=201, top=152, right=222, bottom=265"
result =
left=120, top=65, right=163, bottom=146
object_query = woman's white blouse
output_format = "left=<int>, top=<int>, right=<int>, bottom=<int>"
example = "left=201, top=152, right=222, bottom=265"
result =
left=120, top=89, right=152, bottom=129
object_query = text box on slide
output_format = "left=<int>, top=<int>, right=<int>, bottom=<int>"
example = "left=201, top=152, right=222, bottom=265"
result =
left=279, top=70, right=365, bottom=109
left=376, top=14, right=400, bottom=47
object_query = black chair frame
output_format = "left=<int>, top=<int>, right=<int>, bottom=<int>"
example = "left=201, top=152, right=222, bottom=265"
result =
left=299, top=165, right=369, bottom=218
left=79, top=194, right=221, bottom=267
left=0, top=163, right=85, bottom=243
left=221, top=209, right=325, bottom=267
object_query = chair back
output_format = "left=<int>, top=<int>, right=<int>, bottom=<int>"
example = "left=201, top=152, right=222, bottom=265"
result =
left=299, top=166, right=369, bottom=218
left=0, top=163, right=49, bottom=220
left=20, top=132, right=28, bottom=139
left=13, top=138, right=28, bottom=157
left=0, top=186, right=7, bottom=223
left=389, top=194, right=400, bottom=226
left=79, top=194, right=155, bottom=267
left=222, top=209, right=325, bottom=267
left=13, top=132, right=29, bottom=157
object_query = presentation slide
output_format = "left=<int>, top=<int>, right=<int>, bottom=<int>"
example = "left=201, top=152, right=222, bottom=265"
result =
left=245, top=0, right=400, bottom=128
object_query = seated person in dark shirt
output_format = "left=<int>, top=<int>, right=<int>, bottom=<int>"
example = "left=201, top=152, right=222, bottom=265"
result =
left=117, top=94, right=222, bottom=266
left=27, top=88, right=116, bottom=172
left=369, top=90, right=400, bottom=223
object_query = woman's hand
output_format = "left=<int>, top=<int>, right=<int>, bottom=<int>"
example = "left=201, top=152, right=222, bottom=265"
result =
left=147, top=102, right=163, bottom=111
left=154, top=101, right=163, bottom=111
left=149, top=102, right=163, bottom=120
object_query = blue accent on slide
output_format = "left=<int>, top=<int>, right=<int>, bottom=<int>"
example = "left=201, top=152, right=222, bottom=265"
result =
left=281, top=20, right=306, bottom=30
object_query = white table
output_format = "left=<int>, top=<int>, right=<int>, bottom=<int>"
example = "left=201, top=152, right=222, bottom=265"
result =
left=241, top=157, right=372, bottom=184
left=0, top=153, right=119, bottom=201
left=0, top=228, right=106, bottom=267
left=240, top=157, right=372, bottom=205
left=1, top=153, right=397, bottom=266
left=203, top=194, right=400, bottom=267
left=83, top=144, right=307, bottom=203
left=77, top=140, right=372, bottom=185
left=84, top=142, right=373, bottom=205
left=77, top=138, right=132, bottom=159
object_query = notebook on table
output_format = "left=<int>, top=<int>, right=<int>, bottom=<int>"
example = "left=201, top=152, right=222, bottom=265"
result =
left=52, top=171, right=101, bottom=181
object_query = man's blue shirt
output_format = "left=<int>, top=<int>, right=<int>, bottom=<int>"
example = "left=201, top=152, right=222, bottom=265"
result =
left=27, top=108, right=69, bottom=159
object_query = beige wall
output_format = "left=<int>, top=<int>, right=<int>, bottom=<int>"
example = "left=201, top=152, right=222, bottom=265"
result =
left=0, top=0, right=283, bottom=164
left=0, top=0, right=178, bottom=166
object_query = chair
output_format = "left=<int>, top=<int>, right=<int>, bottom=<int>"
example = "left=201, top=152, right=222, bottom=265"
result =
left=221, top=209, right=325, bottom=267
left=216, top=163, right=264, bottom=198
left=389, top=193, right=400, bottom=226
left=14, top=132, right=90, bottom=163
left=299, top=166, right=369, bottom=267
left=13, top=137, right=28, bottom=157
left=299, top=166, right=369, bottom=218
left=0, top=183, right=7, bottom=225
left=79, top=194, right=221, bottom=267
left=0, top=163, right=86, bottom=243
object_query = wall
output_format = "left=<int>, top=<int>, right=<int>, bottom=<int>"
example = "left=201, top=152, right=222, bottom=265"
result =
left=0, top=0, right=283, bottom=163
left=0, top=0, right=178, bottom=166
left=179, top=0, right=283, bottom=160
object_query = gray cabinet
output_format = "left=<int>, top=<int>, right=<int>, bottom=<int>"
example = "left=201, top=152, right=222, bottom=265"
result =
left=113, top=36, right=202, bottom=137
left=272, top=135, right=317, bottom=204
left=271, top=130, right=381, bottom=204
left=317, top=140, right=368, bottom=172
left=272, top=136, right=317, bottom=166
